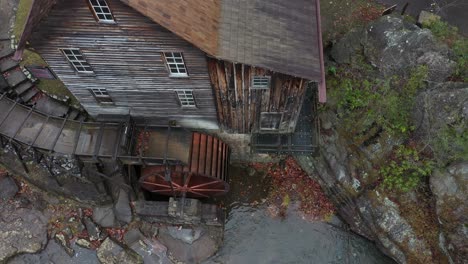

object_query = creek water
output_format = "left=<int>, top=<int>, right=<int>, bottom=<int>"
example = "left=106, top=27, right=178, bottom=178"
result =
left=205, top=165, right=396, bottom=264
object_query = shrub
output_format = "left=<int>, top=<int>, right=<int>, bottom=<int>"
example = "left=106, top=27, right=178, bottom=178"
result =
left=380, top=146, right=434, bottom=192
left=431, top=121, right=468, bottom=166
left=425, top=19, right=468, bottom=81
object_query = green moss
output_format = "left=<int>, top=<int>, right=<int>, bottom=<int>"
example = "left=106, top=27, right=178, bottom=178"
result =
left=12, top=0, right=33, bottom=41
left=20, top=49, right=80, bottom=107
left=424, top=19, right=468, bottom=81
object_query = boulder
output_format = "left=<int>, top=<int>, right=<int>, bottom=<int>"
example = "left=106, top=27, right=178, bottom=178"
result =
left=0, top=175, right=18, bottom=201
left=114, top=189, right=132, bottom=224
left=431, top=162, right=468, bottom=263
left=83, top=217, right=101, bottom=241
left=97, top=238, right=142, bottom=264
left=93, top=204, right=118, bottom=228
left=331, top=15, right=455, bottom=82
left=0, top=205, right=48, bottom=262
left=158, top=226, right=219, bottom=263
left=124, top=229, right=171, bottom=264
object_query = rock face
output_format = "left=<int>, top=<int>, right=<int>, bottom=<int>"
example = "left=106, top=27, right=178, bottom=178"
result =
left=97, top=238, right=142, bottom=264
left=330, top=15, right=455, bottom=82
left=299, top=14, right=466, bottom=264
left=114, top=189, right=132, bottom=224
left=414, top=82, right=468, bottom=138
left=158, top=226, right=220, bottom=263
left=93, top=205, right=117, bottom=228
left=0, top=204, right=48, bottom=262
left=431, top=162, right=468, bottom=263
left=0, top=174, right=18, bottom=201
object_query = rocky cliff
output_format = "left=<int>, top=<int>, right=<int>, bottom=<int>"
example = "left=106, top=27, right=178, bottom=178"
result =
left=298, top=15, right=467, bottom=264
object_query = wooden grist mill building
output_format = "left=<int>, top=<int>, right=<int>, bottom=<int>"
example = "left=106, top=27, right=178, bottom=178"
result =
left=17, top=0, right=326, bottom=154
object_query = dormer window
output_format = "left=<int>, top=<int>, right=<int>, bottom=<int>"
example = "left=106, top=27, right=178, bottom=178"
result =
left=60, top=48, right=94, bottom=73
left=251, top=76, right=271, bottom=89
left=89, top=0, right=115, bottom=23
left=163, top=52, right=188, bottom=77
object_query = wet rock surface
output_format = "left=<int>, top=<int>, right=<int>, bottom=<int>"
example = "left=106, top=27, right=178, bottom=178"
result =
left=431, top=162, right=468, bottom=263
left=0, top=203, right=48, bottom=262
left=97, top=238, right=142, bottom=264
left=159, top=226, right=221, bottom=263
left=93, top=205, right=118, bottom=228
left=0, top=174, right=18, bottom=201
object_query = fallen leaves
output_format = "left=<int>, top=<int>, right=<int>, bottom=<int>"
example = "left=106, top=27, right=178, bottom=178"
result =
left=260, top=157, right=335, bottom=221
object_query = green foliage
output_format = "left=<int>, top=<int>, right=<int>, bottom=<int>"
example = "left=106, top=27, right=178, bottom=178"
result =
left=452, top=38, right=468, bottom=81
left=431, top=121, right=468, bottom=166
left=380, top=146, right=434, bottom=192
left=330, top=65, right=428, bottom=136
left=425, top=19, right=468, bottom=81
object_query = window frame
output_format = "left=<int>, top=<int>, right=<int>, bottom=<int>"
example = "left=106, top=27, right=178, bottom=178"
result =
left=259, top=112, right=283, bottom=131
left=60, top=48, right=94, bottom=74
left=251, top=75, right=271, bottom=89
left=163, top=52, right=189, bottom=78
left=87, top=0, right=116, bottom=24
left=90, top=88, right=113, bottom=104
left=175, top=89, right=196, bottom=108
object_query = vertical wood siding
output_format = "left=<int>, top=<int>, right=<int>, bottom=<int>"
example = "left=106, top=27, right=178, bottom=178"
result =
left=30, top=0, right=218, bottom=128
left=207, top=58, right=307, bottom=134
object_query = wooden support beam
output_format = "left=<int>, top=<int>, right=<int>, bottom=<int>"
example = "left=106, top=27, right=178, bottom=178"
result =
left=241, top=64, right=245, bottom=133
left=50, top=116, right=68, bottom=152
left=72, top=120, right=83, bottom=156
left=112, top=124, right=124, bottom=160
left=0, top=100, right=18, bottom=128
left=29, top=116, right=49, bottom=148
left=93, top=124, right=104, bottom=161
left=10, top=105, right=35, bottom=143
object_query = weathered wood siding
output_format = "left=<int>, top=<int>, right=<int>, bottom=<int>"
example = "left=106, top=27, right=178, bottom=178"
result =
left=207, top=58, right=307, bottom=134
left=30, top=0, right=218, bottom=128
left=18, top=0, right=57, bottom=49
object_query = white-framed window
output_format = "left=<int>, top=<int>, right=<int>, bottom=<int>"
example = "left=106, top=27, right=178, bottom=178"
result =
left=163, top=52, right=188, bottom=77
left=90, top=88, right=113, bottom=104
left=251, top=76, right=271, bottom=89
left=89, top=0, right=115, bottom=23
left=260, top=112, right=283, bottom=131
left=176, top=90, right=196, bottom=107
left=61, top=49, right=94, bottom=73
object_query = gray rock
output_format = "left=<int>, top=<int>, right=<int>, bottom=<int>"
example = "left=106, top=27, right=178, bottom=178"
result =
left=97, top=238, right=142, bottom=264
left=0, top=175, right=18, bottom=201
left=167, top=226, right=203, bottom=245
left=418, top=11, right=441, bottom=26
left=158, top=226, right=219, bottom=263
left=54, top=233, right=75, bottom=257
left=8, top=240, right=99, bottom=264
left=413, top=82, right=468, bottom=157
left=331, top=15, right=455, bottom=82
left=76, top=239, right=92, bottom=249
left=431, top=162, right=468, bottom=263
left=114, top=189, right=132, bottom=224
left=93, top=204, right=118, bottom=228
left=83, top=217, right=101, bottom=241
left=0, top=205, right=48, bottom=262
left=124, top=229, right=171, bottom=264
left=330, top=27, right=367, bottom=64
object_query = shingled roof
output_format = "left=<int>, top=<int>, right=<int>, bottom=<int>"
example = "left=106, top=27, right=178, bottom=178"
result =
left=120, top=0, right=324, bottom=81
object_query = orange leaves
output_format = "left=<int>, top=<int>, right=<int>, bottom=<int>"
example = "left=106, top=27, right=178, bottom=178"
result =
left=263, top=157, right=335, bottom=220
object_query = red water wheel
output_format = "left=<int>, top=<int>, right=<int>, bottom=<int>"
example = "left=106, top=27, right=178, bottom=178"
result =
left=139, top=132, right=230, bottom=198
